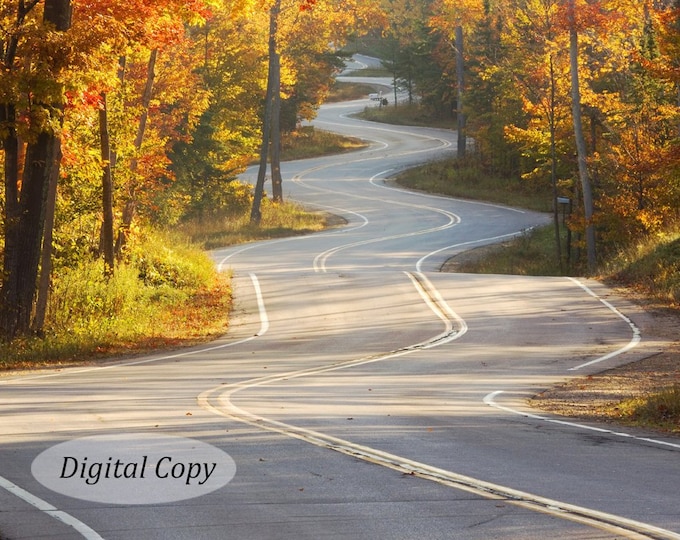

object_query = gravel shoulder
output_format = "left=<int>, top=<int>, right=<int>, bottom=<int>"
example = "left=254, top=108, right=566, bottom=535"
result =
left=442, top=246, right=680, bottom=436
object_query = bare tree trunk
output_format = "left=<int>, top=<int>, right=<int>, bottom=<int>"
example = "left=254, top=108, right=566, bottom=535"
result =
left=8, top=133, right=57, bottom=335
left=548, top=55, right=563, bottom=274
left=568, top=0, right=596, bottom=272
left=0, top=104, right=23, bottom=339
left=251, top=0, right=281, bottom=223
left=100, top=92, right=115, bottom=274
left=33, top=136, right=62, bottom=333
left=115, top=49, right=157, bottom=255
left=271, top=49, right=283, bottom=203
left=455, top=25, right=466, bottom=158
left=44, top=0, right=72, bottom=30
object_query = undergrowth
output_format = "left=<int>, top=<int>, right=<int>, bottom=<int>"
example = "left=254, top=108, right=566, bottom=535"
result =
left=179, top=198, right=331, bottom=250
left=604, top=231, right=680, bottom=308
left=0, top=231, right=231, bottom=370
left=280, top=126, right=366, bottom=161
left=612, top=386, right=680, bottom=434
left=396, top=157, right=553, bottom=213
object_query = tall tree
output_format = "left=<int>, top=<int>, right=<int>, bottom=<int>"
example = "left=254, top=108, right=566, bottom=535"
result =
left=455, top=24, right=466, bottom=157
left=169, top=1, right=267, bottom=221
left=431, top=0, right=484, bottom=153
left=567, top=0, right=597, bottom=271
left=0, top=0, right=73, bottom=339
left=502, top=0, right=573, bottom=270
left=115, top=48, right=158, bottom=254
left=251, top=0, right=281, bottom=224
left=99, top=91, right=115, bottom=274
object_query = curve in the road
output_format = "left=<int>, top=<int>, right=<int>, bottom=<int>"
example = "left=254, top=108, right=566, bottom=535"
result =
left=308, top=170, right=461, bottom=272
left=198, top=271, right=680, bottom=540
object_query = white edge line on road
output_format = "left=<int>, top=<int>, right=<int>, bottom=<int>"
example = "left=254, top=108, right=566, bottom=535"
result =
left=484, top=275, right=678, bottom=451
left=215, top=212, right=367, bottom=272
left=483, top=390, right=680, bottom=451
left=566, top=277, right=642, bottom=371
left=248, top=273, right=269, bottom=336
left=416, top=229, right=535, bottom=273
left=312, top=170, right=460, bottom=273
left=0, top=476, right=104, bottom=540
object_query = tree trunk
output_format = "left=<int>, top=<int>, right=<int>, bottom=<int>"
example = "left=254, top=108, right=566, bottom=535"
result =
left=3, top=133, right=56, bottom=336
left=455, top=25, right=466, bottom=158
left=251, top=0, right=281, bottom=224
left=32, top=0, right=71, bottom=334
left=100, top=92, right=115, bottom=274
left=0, top=105, right=23, bottom=339
left=115, top=49, right=157, bottom=255
left=271, top=48, right=283, bottom=203
left=568, top=1, right=596, bottom=272
left=548, top=55, right=563, bottom=274
left=44, top=0, right=72, bottom=31
left=33, top=136, right=62, bottom=334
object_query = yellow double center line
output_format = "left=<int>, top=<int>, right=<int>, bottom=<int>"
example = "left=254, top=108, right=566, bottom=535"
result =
left=198, top=272, right=679, bottom=540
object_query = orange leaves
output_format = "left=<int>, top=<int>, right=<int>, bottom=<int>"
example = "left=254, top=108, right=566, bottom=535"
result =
left=74, top=0, right=210, bottom=49
left=299, top=0, right=316, bottom=12
left=549, top=0, right=636, bottom=38
left=65, top=88, right=103, bottom=110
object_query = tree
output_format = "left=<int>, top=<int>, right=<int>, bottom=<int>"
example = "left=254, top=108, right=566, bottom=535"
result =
left=115, top=48, right=159, bottom=255
left=251, top=0, right=282, bottom=224
left=431, top=0, right=485, bottom=154
left=169, top=2, right=267, bottom=221
left=455, top=24, right=466, bottom=157
left=99, top=91, right=115, bottom=274
left=501, top=0, right=572, bottom=271
left=0, top=0, right=73, bottom=339
left=379, top=0, right=431, bottom=107
left=568, top=0, right=597, bottom=272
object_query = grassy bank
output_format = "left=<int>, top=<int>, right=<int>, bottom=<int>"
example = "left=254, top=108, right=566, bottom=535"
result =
left=179, top=198, right=333, bottom=250
left=327, top=81, right=380, bottom=102
left=0, top=201, right=331, bottom=372
left=0, top=231, right=232, bottom=371
left=396, top=156, right=552, bottom=213
left=281, top=126, right=366, bottom=161
left=358, top=103, right=456, bottom=129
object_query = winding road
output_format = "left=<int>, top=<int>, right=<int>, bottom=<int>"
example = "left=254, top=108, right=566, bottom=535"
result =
left=1, top=59, right=679, bottom=539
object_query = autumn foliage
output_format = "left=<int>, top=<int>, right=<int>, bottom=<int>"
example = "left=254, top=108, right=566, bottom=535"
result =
left=381, top=0, right=680, bottom=269
left=1, top=0, right=679, bottom=340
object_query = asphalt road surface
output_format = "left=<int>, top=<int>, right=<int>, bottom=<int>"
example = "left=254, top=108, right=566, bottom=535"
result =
left=1, top=69, right=679, bottom=540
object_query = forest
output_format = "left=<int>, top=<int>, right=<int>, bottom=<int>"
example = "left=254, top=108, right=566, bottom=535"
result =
left=1, top=0, right=679, bottom=348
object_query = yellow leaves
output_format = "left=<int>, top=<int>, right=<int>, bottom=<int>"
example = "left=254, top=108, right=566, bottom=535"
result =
left=432, top=0, right=485, bottom=29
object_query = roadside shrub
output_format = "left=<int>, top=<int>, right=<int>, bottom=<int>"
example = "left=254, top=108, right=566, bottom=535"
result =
left=48, top=261, right=150, bottom=339
left=127, top=231, right=216, bottom=290
left=617, top=386, right=680, bottom=433
left=606, top=232, right=680, bottom=306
